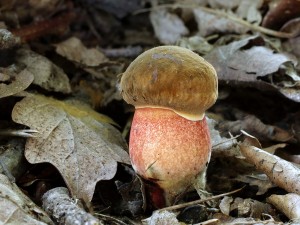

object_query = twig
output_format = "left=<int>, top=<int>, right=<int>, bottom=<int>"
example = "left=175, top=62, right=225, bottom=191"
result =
left=42, top=187, right=103, bottom=225
left=240, top=143, right=300, bottom=195
left=134, top=4, right=294, bottom=39
left=94, top=213, right=128, bottom=225
left=200, top=219, right=219, bottom=224
left=156, top=187, right=243, bottom=212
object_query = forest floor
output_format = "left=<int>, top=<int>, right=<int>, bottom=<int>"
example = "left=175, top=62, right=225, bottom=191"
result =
left=0, top=0, right=300, bottom=224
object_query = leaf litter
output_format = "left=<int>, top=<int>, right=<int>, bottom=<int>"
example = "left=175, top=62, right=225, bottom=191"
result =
left=0, top=0, right=300, bottom=224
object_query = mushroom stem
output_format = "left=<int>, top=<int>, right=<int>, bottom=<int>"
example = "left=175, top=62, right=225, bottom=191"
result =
left=129, top=108, right=211, bottom=208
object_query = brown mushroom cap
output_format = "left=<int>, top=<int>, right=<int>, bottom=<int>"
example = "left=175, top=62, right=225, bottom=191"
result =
left=120, top=46, right=218, bottom=121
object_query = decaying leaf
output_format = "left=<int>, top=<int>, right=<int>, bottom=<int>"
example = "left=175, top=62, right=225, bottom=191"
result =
left=207, top=0, right=263, bottom=19
left=279, top=87, right=300, bottom=103
left=0, top=68, right=33, bottom=98
left=92, top=0, right=143, bottom=19
left=0, top=139, right=28, bottom=181
left=55, top=37, right=108, bottom=67
left=285, top=36, right=300, bottom=58
left=12, top=94, right=130, bottom=204
left=150, top=9, right=189, bottom=44
left=267, top=193, right=300, bottom=222
left=0, top=174, right=54, bottom=225
left=15, top=48, right=71, bottom=93
left=235, top=174, right=276, bottom=195
left=142, top=210, right=181, bottom=225
left=204, top=35, right=300, bottom=102
left=0, top=29, right=20, bottom=49
left=234, top=0, right=263, bottom=24
left=207, top=117, right=239, bottom=157
left=115, top=176, right=144, bottom=216
left=193, top=8, right=248, bottom=37
left=178, top=35, right=213, bottom=55
left=205, top=35, right=295, bottom=83
left=220, top=196, right=274, bottom=218
left=219, top=109, right=293, bottom=142
left=219, top=196, right=233, bottom=216
left=214, top=214, right=278, bottom=224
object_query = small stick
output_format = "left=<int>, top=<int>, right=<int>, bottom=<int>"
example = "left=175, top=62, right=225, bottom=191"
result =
left=240, top=144, right=300, bottom=195
left=156, top=187, right=243, bottom=212
left=42, top=187, right=103, bottom=225
left=94, top=213, right=129, bottom=225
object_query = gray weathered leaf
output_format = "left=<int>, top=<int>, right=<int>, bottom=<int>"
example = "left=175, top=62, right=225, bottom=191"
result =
left=15, top=48, right=71, bottom=93
left=150, top=9, right=189, bottom=44
left=12, top=94, right=130, bottom=204
left=0, top=69, right=34, bottom=98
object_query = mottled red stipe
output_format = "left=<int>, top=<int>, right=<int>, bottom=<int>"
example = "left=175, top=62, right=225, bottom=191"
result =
left=129, top=108, right=211, bottom=208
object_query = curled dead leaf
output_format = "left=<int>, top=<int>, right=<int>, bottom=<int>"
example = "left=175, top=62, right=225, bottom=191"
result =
left=54, top=37, right=108, bottom=67
left=15, top=48, right=71, bottom=94
left=0, top=69, right=33, bottom=98
left=205, top=35, right=300, bottom=102
left=267, top=193, right=300, bottom=221
left=150, top=9, right=189, bottom=44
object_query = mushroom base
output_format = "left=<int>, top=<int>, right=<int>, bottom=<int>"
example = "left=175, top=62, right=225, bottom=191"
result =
left=129, top=107, right=211, bottom=208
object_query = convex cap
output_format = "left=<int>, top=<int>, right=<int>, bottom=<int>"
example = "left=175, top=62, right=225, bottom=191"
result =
left=120, top=46, right=218, bottom=121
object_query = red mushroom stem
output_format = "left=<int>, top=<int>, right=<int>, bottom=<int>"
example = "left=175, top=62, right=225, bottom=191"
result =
left=129, top=107, right=211, bottom=208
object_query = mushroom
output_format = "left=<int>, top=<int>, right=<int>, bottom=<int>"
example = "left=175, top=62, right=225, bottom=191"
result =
left=120, top=46, right=218, bottom=208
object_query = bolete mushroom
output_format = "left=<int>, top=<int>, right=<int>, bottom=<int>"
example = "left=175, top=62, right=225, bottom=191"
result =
left=120, top=46, right=218, bottom=208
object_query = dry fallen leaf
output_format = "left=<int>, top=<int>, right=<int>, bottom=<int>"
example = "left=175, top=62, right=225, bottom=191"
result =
left=285, top=36, right=300, bottom=58
left=267, top=193, right=300, bottom=221
left=279, top=87, right=300, bottom=103
left=150, top=9, right=189, bottom=44
left=207, top=117, right=239, bottom=157
left=220, top=197, right=273, bottom=218
left=0, top=174, right=54, bottom=225
left=205, top=35, right=295, bottom=82
left=15, top=48, right=71, bottom=94
left=213, top=214, right=277, bottom=224
left=0, top=69, right=33, bottom=98
left=193, top=8, right=248, bottom=37
left=143, top=210, right=181, bottom=225
left=235, top=174, right=276, bottom=195
left=92, top=0, right=142, bottom=19
left=12, top=94, right=130, bottom=204
left=205, top=35, right=300, bottom=102
left=0, top=29, right=20, bottom=49
left=55, top=37, right=108, bottom=67
left=234, top=0, right=263, bottom=24
left=219, top=196, right=233, bottom=216
left=178, top=35, right=213, bottom=55
left=219, top=110, right=293, bottom=142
